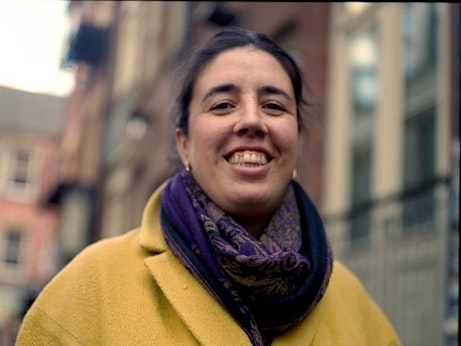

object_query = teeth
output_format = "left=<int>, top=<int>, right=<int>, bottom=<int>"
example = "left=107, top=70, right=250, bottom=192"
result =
left=228, top=151, right=268, bottom=165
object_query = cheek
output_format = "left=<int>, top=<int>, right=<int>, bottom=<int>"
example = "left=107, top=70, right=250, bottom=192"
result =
left=187, top=121, right=229, bottom=159
left=274, top=122, right=299, bottom=155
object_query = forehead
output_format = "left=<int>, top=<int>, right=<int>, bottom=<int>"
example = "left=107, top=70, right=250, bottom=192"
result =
left=195, top=47, right=292, bottom=89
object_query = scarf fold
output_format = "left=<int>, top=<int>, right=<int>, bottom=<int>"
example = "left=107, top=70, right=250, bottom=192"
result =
left=160, top=170, right=333, bottom=345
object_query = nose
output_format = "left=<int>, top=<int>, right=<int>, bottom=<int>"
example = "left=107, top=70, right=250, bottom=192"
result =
left=233, top=103, right=268, bottom=137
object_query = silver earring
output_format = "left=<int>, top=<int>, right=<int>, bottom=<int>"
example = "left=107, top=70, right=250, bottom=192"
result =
left=292, top=168, right=297, bottom=179
left=185, top=163, right=191, bottom=172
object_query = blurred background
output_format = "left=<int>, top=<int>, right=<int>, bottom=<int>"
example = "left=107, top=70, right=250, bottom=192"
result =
left=0, top=1, right=458, bottom=345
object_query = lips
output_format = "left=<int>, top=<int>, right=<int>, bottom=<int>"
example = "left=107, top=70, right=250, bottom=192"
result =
left=227, top=150, right=270, bottom=166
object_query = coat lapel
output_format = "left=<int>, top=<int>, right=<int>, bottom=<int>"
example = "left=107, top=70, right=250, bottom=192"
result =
left=144, top=251, right=250, bottom=346
left=141, top=183, right=248, bottom=345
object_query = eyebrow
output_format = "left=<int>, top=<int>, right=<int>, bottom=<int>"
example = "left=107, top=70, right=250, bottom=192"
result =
left=201, top=83, right=294, bottom=103
left=202, top=84, right=240, bottom=103
left=258, top=85, right=294, bottom=103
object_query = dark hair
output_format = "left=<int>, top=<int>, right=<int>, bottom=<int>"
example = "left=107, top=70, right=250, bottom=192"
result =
left=174, top=27, right=309, bottom=135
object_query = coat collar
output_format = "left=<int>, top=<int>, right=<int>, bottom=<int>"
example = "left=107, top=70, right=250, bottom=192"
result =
left=140, top=182, right=250, bottom=345
left=139, top=181, right=169, bottom=253
left=144, top=251, right=250, bottom=345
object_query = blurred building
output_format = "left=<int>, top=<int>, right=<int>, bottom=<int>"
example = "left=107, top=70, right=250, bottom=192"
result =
left=98, top=1, right=189, bottom=240
left=322, top=3, right=459, bottom=345
left=47, top=1, right=117, bottom=265
left=21, top=1, right=459, bottom=346
left=0, top=86, right=66, bottom=344
left=52, top=1, right=189, bottom=252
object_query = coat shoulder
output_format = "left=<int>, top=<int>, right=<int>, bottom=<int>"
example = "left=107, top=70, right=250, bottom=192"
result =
left=316, top=261, right=402, bottom=345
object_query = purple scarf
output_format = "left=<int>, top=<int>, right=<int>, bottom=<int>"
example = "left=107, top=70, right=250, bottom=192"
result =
left=160, top=170, right=333, bottom=345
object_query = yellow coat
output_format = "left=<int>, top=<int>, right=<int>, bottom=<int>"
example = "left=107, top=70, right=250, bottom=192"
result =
left=17, top=185, right=401, bottom=345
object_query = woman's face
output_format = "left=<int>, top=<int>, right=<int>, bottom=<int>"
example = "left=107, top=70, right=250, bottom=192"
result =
left=176, top=47, right=298, bottom=235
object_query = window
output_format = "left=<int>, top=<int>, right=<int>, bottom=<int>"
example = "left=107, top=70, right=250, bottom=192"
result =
left=0, top=145, right=36, bottom=199
left=349, top=27, right=379, bottom=123
left=350, top=142, right=372, bottom=243
left=9, top=149, right=30, bottom=187
left=0, top=227, right=24, bottom=269
left=404, top=108, right=436, bottom=186
left=348, top=25, right=379, bottom=245
left=403, top=3, right=438, bottom=96
left=401, top=3, right=439, bottom=232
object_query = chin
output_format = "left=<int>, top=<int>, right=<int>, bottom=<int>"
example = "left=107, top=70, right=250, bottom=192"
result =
left=229, top=189, right=279, bottom=210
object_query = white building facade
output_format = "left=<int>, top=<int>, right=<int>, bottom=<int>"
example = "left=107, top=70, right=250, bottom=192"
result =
left=323, top=3, right=458, bottom=345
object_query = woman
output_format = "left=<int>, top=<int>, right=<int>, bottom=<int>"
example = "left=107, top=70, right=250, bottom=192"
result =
left=17, top=28, right=401, bottom=345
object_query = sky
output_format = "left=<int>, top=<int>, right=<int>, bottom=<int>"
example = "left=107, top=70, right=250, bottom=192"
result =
left=0, top=0, right=74, bottom=97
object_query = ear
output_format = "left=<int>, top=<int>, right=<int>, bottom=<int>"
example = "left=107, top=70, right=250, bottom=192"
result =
left=175, top=128, right=189, bottom=166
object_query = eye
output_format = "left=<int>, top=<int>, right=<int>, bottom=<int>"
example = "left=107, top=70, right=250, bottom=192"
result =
left=209, top=101, right=235, bottom=114
left=262, top=102, right=285, bottom=115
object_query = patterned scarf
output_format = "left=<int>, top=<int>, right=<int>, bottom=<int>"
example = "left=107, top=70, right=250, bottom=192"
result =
left=160, top=170, right=333, bottom=345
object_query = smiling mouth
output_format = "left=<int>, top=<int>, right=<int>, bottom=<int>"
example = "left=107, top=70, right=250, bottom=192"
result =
left=227, top=151, right=270, bottom=167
